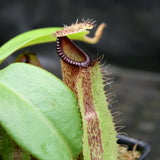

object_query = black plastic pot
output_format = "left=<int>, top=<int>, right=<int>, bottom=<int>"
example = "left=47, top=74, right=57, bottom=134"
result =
left=117, top=134, right=150, bottom=160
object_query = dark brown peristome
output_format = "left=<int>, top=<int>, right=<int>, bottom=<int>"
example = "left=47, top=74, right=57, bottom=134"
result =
left=56, top=36, right=91, bottom=68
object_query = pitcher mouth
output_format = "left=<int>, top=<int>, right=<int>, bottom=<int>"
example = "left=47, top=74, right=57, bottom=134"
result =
left=56, top=36, right=91, bottom=68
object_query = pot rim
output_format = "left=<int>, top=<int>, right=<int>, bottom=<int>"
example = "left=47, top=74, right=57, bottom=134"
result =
left=117, top=134, right=150, bottom=160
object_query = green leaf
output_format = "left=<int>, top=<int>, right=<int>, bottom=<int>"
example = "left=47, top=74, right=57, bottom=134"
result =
left=0, top=27, right=89, bottom=64
left=0, top=63, right=82, bottom=160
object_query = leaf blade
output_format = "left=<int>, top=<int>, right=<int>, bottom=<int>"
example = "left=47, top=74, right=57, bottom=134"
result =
left=0, top=27, right=88, bottom=63
left=0, top=63, right=82, bottom=160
